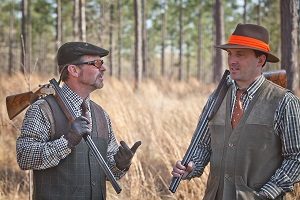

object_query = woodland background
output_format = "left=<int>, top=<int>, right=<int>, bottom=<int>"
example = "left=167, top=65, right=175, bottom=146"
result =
left=0, top=0, right=299, bottom=199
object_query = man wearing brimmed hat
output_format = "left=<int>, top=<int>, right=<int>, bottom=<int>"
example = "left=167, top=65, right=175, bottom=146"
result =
left=172, top=24, right=300, bottom=200
left=16, top=42, right=141, bottom=200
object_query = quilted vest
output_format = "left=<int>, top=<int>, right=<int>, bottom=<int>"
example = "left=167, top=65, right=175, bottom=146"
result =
left=204, top=80, right=287, bottom=200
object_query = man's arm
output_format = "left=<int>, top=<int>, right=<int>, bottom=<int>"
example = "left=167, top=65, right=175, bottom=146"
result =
left=104, top=111, right=127, bottom=179
left=16, top=99, right=71, bottom=170
left=260, top=92, right=300, bottom=199
left=185, top=97, right=213, bottom=179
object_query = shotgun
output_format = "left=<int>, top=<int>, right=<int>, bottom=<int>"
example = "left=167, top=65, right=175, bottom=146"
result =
left=49, top=79, right=122, bottom=194
left=169, top=70, right=232, bottom=193
left=169, top=69, right=287, bottom=193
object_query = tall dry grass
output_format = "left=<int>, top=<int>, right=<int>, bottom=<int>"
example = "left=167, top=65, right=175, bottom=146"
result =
left=0, top=73, right=299, bottom=200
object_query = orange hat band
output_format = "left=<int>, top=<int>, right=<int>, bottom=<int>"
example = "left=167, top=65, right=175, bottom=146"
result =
left=228, top=35, right=270, bottom=52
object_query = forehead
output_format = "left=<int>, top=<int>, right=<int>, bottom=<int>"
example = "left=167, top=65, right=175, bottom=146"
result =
left=227, top=48, right=255, bottom=54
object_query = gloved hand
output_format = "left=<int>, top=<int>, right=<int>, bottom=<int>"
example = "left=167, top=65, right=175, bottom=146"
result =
left=65, top=116, right=91, bottom=148
left=114, top=141, right=142, bottom=170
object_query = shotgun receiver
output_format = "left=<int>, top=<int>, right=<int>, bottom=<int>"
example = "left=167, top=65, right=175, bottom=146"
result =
left=169, top=69, right=287, bottom=193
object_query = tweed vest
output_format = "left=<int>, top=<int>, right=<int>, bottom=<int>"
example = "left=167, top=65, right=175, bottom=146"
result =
left=33, top=95, right=109, bottom=200
left=204, top=80, right=287, bottom=200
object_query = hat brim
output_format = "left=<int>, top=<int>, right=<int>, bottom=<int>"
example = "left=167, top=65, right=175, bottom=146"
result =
left=215, top=44, right=279, bottom=63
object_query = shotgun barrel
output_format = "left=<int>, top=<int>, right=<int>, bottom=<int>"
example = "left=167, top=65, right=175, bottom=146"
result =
left=169, top=70, right=231, bottom=193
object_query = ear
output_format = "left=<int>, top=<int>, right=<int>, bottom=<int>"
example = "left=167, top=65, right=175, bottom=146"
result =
left=67, top=65, right=80, bottom=78
left=258, top=54, right=267, bottom=66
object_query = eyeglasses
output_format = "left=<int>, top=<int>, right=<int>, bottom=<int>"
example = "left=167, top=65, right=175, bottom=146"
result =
left=74, top=59, right=104, bottom=69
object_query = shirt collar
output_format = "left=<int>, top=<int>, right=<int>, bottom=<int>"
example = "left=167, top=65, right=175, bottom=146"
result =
left=232, top=75, right=265, bottom=99
left=61, top=83, right=91, bottom=110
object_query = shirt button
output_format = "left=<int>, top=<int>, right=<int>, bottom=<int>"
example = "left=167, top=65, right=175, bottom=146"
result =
left=91, top=181, right=96, bottom=186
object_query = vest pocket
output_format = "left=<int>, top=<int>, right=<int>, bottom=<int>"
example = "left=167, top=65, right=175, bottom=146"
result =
left=235, top=176, right=264, bottom=200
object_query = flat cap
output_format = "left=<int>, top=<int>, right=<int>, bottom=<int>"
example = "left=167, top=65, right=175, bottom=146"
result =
left=57, top=42, right=109, bottom=71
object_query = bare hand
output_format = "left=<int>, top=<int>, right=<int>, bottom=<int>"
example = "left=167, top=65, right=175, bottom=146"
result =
left=171, top=161, right=194, bottom=179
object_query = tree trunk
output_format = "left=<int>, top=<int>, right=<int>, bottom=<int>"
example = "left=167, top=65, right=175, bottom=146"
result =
left=170, top=38, right=174, bottom=79
left=298, top=0, right=300, bottom=87
left=98, top=4, right=105, bottom=45
left=257, top=0, right=261, bottom=25
left=8, top=0, right=15, bottom=76
left=73, top=0, right=80, bottom=40
left=21, top=0, right=26, bottom=73
left=109, top=2, right=114, bottom=76
left=243, top=0, right=247, bottom=23
left=280, top=0, right=299, bottom=91
left=161, top=0, right=166, bottom=77
left=197, top=1, right=202, bottom=81
left=79, top=0, right=86, bottom=41
left=186, top=42, right=190, bottom=81
left=178, top=0, right=183, bottom=81
left=213, top=0, right=225, bottom=83
left=21, top=0, right=32, bottom=76
left=134, top=0, right=142, bottom=90
left=117, top=0, right=122, bottom=79
left=142, top=0, right=147, bottom=77
left=55, top=0, right=62, bottom=75
left=38, top=34, right=46, bottom=73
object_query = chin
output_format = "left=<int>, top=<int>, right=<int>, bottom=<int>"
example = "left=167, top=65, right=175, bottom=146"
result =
left=95, top=83, right=104, bottom=89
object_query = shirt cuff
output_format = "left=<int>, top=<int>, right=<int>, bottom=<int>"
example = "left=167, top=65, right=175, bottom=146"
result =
left=59, top=136, right=72, bottom=155
left=184, top=169, right=195, bottom=180
left=261, top=182, right=284, bottom=199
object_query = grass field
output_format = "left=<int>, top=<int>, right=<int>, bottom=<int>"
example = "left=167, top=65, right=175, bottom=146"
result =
left=0, top=73, right=299, bottom=200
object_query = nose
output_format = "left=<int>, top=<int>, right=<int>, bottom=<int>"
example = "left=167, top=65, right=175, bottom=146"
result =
left=228, top=56, right=238, bottom=67
left=100, top=64, right=106, bottom=71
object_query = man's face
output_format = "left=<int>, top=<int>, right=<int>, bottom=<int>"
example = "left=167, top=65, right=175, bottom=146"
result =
left=227, top=48, right=264, bottom=88
left=78, top=55, right=106, bottom=90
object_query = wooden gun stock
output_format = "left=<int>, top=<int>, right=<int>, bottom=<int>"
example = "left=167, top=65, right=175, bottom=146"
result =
left=263, top=70, right=287, bottom=88
left=6, top=86, right=55, bottom=120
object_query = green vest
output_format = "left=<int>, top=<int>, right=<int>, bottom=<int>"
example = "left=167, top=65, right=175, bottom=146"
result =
left=33, top=95, right=109, bottom=200
left=204, top=80, right=286, bottom=200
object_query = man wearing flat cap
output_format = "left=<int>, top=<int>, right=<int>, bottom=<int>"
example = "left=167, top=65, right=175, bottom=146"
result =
left=16, top=42, right=141, bottom=200
left=172, top=24, right=300, bottom=200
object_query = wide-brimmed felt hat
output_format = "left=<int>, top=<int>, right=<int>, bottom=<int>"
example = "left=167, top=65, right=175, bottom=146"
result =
left=215, top=23, right=279, bottom=63
left=57, top=42, right=109, bottom=73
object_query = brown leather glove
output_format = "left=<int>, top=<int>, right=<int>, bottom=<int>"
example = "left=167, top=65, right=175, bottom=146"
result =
left=65, top=116, right=91, bottom=148
left=114, top=141, right=141, bottom=170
